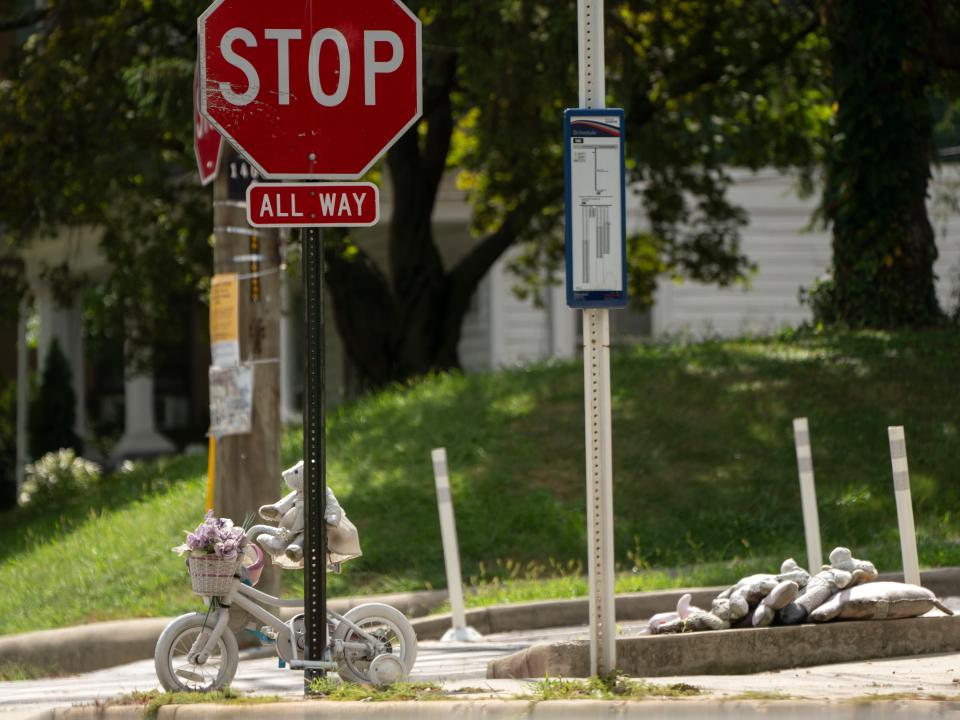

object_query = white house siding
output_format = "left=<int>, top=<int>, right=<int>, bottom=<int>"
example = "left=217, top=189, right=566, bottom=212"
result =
left=651, top=169, right=960, bottom=337
left=459, top=269, right=492, bottom=373
left=459, top=253, right=565, bottom=371
left=499, top=272, right=553, bottom=366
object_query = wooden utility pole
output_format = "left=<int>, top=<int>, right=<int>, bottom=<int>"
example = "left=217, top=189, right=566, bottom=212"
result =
left=212, top=147, right=281, bottom=597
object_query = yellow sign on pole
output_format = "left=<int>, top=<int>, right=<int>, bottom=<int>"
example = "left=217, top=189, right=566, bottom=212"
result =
left=210, top=273, right=240, bottom=367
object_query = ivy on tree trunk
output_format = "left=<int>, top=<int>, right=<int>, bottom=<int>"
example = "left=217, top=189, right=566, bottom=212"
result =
left=824, top=0, right=943, bottom=327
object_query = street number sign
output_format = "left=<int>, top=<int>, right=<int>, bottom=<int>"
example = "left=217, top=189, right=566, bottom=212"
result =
left=564, top=108, right=628, bottom=309
left=194, top=63, right=223, bottom=186
left=247, top=183, right=379, bottom=228
left=198, top=0, right=422, bottom=180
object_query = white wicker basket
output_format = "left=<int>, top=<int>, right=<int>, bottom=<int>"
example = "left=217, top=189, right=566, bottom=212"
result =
left=188, top=555, right=240, bottom=596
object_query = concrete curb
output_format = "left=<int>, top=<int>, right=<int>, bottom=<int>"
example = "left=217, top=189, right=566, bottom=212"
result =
left=414, top=567, right=960, bottom=640
left=28, top=699, right=960, bottom=720
left=4, top=567, right=958, bottom=676
left=487, top=614, right=960, bottom=679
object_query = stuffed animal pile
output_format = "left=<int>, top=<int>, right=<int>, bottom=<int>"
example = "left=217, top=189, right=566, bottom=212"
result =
left=650, top=547, right=952, bottom=634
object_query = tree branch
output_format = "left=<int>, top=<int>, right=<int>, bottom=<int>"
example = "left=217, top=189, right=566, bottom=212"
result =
left=421, top=50, right=457, bottom=207
left=625, top=14, right=821, bottom=127
left=929, top=9, right=960, bottom=70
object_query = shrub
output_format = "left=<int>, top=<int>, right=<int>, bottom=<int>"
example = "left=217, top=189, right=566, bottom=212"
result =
left=20, top=449, right=101, bottom=506
left=29, top=339, right=82, bottom=459
left=799, top=275, right=838, bottom=327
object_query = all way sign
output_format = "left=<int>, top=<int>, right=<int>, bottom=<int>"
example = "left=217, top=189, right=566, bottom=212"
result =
left=246, top=183, right=379, bottom=228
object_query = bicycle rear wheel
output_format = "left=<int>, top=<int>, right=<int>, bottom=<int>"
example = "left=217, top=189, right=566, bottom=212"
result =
left=332, top=603, right=417, bottom=684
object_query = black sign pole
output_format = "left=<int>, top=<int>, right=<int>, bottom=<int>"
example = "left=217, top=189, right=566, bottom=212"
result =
left=303, top=226, right=327, bottom=691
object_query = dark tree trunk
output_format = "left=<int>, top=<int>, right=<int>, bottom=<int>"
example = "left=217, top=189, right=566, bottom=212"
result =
left=824, top=0, right=943, bottom=327
left=323, top=48, right=529, bottom=390
left=325, top=172, right=527, bottom=390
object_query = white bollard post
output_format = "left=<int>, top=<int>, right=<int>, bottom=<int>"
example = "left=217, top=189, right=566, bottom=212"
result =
left=792, top=418, right=823, bottom=574
left=431, top=448, right=483, bottom=642
left=888, top=427, right=921, bottom=587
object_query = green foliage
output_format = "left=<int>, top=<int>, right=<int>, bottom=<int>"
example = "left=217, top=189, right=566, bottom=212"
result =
left=20, top=449, right=101, bottom=506
left=0, top=661, right=61, bottom=681
left=0, top=454, right=207, bottom=634
left=799, top=275, right=838, bottom=328
left=612, top=2, right=829, bottom=290
left=0, top=261, right=26, bottom=324
left=28, top=339, right=81, bottom=459
left=308, top=679, right=445, bottom=701
left=0, top=0, right=211, bottom=369
left=2, top=1, right=833, bottom=383
left=453, top=0, right=831, bottom=306
left=725, top=691, right=794, bottom=702
left=525, top=675, right=700, bottom=701
left=822, top=0, right=950, bottom=327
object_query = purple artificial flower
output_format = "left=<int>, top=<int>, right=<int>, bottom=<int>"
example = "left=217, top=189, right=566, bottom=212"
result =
left=173, top=512, right=246, bottom=557
left=186, top=532, right=204, bottom=552
left=215, top=539, right=239, bottom=561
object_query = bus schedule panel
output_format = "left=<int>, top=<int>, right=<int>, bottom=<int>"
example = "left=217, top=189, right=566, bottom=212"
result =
left=564, top=108, right=628, bottom=310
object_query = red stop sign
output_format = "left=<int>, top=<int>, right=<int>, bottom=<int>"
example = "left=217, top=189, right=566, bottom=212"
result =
left=194, top=63, right=223, bottom=186
left=198, top=0, right=421, bottom=180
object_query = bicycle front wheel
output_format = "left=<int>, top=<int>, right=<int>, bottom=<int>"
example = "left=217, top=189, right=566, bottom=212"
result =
left=154, top=612, right=239, bottom=692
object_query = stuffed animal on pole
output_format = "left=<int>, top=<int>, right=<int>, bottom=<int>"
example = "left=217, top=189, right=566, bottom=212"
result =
left=256, top=460, right=362, bottom=568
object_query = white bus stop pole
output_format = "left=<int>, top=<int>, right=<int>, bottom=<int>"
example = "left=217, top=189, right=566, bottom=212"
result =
left=578, top=0, right=617, bottom=678
left=792, top=418, right=823, bottom=574
left=431, top=448, right=482, bottom=642
left=888, top=427, right=921, bottom=586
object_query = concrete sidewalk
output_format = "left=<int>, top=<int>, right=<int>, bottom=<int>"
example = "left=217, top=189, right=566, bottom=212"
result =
left=20, top=699, right=960, bottom=720
left=13, top=651, right=960, bottom=720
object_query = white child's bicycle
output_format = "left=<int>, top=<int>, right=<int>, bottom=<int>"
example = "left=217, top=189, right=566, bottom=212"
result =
left=154, top=525, right=417, bottom=691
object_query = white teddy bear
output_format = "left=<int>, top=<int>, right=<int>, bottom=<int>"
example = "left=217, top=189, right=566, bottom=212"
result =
left=257, top=460, right=360, bottom=568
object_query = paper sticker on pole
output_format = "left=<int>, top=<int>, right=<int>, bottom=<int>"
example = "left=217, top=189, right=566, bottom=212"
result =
left=198, top=0, right=422, bottom=180
left=247, top=183, right=379, bottom=228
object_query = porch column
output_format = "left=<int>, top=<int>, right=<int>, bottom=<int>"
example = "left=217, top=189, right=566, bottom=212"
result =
left=111, top=372, right=176, bottom=461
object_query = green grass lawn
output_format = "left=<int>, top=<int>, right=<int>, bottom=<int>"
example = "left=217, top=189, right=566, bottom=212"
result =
left=2, top=329, right=959, bottom=635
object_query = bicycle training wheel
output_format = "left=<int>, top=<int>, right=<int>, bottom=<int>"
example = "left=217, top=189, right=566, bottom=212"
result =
left=154, top=612, right=239, bottom=692
left=332, top=603, right=418, bottom=685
